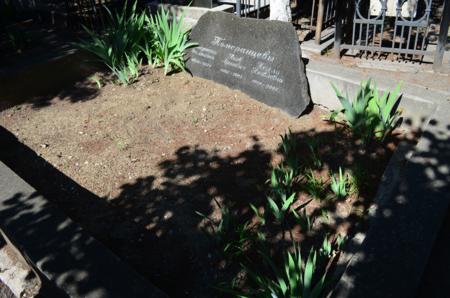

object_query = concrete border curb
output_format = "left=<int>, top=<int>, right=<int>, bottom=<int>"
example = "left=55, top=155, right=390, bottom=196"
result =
left=0, top=161, right=167, bottom=298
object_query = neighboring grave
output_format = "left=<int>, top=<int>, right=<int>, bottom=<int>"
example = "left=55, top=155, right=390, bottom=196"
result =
left=187, top=12, right=311, bottom=117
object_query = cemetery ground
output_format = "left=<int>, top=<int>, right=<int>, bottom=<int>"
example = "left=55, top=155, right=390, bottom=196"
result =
left=0, top=66, right=416, bottom=296
left=2, top=5, right=449, bottom=297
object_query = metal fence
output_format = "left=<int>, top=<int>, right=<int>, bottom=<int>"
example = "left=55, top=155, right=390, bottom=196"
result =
left=0, top=0, right=126, bottom=29
left=309, top=0, right=337, bottom=29
left=310, top=0, right=338, bottom=43
left=64, top=0, right=122, bottom=29
left=334, top=0, right=449, bottom=69
left=234, top=0, right=270, bottom=17
left=233, top=0, right=338, bottom=45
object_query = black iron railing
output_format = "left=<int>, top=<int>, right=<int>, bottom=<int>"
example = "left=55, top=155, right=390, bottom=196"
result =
left=334, top=0, right=449, bottom=70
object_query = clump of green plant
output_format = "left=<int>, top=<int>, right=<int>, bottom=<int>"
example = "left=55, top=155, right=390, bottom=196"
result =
left=250, top=203, right=266, bottom=226
left=270, top=165, right=295, bottom=197
left=367, top=82, right=402, bottom=140
left=305, top=136, right=322, bottom=169
left=320, top=234, right=347, bottom=259
left=279, top=129, right=300, bottom=174
left=267, top=192, right=296, bottom=224
left=111, top=53, right=142, bottom=85
left=116, top=139, right=129, bottom=151
left=89, top=74, right=103, bottom=89
left=265, top=166, right=297, bottom=223
left=77, top=1, right=147, bottom=85
left=330, top=79, right=402, bottom=142
left=147, top=8, right=197, bottom=74
left=223, top=222, right=256, bottom=259
left=246, top=131, right=302, bottom=231
left=330, top=80, right=374, bottom=141
left=320, top=235, right=333, bottom=258
left=196, top=200, right=256, bottom=259
left=293, top=209, right=314, bottom=232
left=348, top=165, right=370, bottom=195
left=335, top=234, right=347, bottom=251
left=330, top=167, right=348, bottom=199
left=196, top=199, right=231, bottom=245
left=233, top=245, right=327, bottom=298
left=218, top=128, right=348, bottom=297
left=303, top=169, right=326, bottom=199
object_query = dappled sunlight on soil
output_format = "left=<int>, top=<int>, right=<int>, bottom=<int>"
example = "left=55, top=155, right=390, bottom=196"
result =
left=0, top=68, right=411, bottom=296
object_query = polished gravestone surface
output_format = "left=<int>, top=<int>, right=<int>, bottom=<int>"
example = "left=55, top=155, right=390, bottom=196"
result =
left=187, top=12, right=311, bottom=117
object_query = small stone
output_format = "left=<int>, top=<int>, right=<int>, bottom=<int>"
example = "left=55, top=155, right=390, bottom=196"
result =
left=163, top=211, right=173, bottom=220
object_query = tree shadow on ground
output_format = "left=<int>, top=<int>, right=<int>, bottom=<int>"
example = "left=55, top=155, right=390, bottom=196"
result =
left=0, top=119, right=400, bottom=296
left=0, top=52, right=102, bottom=112
left=0, top=126, right=273, bottom=297
left=0, top=20, right=103, bottom=112
left=0, top=113, right=448, bottom=297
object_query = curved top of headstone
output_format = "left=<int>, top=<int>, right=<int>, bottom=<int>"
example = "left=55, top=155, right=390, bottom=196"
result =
left=187, top=11, right=311, bottom=117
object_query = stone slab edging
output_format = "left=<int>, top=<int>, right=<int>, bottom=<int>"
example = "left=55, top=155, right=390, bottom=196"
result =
left=0, top=161, right=167, bottom=298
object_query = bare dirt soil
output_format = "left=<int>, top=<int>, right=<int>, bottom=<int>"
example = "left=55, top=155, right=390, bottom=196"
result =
left=0, top=68, right=407, bottom=297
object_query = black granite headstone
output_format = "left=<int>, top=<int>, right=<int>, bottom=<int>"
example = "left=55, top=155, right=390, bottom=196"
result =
left=187, top=12, right=311, bottom=117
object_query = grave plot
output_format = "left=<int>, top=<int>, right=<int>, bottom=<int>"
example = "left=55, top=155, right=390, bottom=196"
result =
left=0, top=7, right=422, bottom=298
left=0, top=66, right=414, bottom=297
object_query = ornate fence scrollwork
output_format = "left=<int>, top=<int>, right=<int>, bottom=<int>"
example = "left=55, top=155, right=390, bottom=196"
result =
left=340, top=0, right=436, bottom=61
left=392, top=0, right=432, bottom=58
